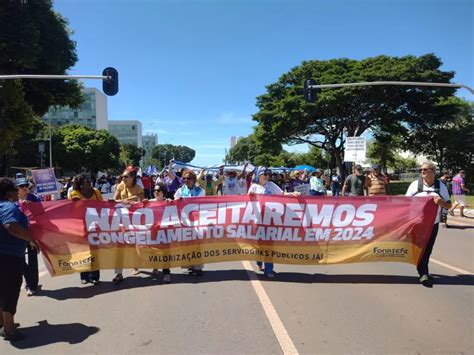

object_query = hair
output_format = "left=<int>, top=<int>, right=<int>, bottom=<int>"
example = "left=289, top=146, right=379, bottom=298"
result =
left=154, top=182, right=168, bottom=195
left=459, top=169, right=465, bottom=174
left=420, top=161, right=436, bottom=171
left=73, top=174, right=91, bottom=191
left=122, top=169, right=137, bottom=186
left=0, top=177, right=17, bottom=200
left=182, top=169, right=197, bottom=181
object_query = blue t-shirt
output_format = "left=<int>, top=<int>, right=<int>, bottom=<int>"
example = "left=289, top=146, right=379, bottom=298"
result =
left=0, top=201, right=28, bottom=257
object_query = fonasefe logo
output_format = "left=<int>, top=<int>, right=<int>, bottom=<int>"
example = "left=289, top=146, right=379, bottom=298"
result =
left=373, top=247, right=408, bottom=258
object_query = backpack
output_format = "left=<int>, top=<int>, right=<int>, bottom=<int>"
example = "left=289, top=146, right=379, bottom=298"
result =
left=415, top=177, right=440, bottom=195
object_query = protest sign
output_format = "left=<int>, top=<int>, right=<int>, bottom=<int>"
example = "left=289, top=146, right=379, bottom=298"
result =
left=31, top=168, right=59, bottom=195
left=27, top=195, right=437, bottom=276
left=293, top=184, right=311, bottom=196
left=344, top=137, right=366, bottom=162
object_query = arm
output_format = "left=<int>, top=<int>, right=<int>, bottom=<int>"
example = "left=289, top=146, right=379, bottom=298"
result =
left=168, top=160, right=176, bottom=180
left=4, top=223, right=39, bottom=250
left=238, top=163, right=248, bottom=179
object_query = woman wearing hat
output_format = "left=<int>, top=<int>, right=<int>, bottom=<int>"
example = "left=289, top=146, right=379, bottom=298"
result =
left=0, top=177, right=40, bottom=341
left=16, top=177, right=41, bottom=296
left=112, top=168, right=145, bottom=284
left=248, top=167, right=300, bottom=278
left=69, top=175, right=103, bottom=285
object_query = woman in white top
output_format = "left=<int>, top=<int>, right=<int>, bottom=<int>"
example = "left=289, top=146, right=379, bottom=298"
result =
left=173, top=170, right=205, bottom=275
left=248, top=167, right=300, bottom=278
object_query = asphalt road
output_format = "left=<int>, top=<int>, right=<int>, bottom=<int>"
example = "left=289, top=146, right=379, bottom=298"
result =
left=1, top=218, right=473, bottom=354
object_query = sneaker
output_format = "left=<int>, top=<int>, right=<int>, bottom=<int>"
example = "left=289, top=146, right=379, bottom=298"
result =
left=163, top=274, right=171, bottom=284
left=80, top=279, right=88, bottom=285
left=1, top=329, right=25, bottom=342
left=26, top=289, right=36, bottom=296
left=132, top=268, right=140, bottom=276
left=91, top=280, right=100, bottom=286
left=112, top=273, right=123, bottom=284
left=257, top=264, right=264, bottom=271
left=420, top=274, right=432, bottom=287
left=187, top=268, right=194, bottom=275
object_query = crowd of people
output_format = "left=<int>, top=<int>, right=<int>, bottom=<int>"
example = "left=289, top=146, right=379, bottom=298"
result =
left=0, top=159, right=469, bottom=340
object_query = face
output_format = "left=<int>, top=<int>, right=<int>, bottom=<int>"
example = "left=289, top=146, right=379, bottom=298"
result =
left=82, top=178, right=92, bottom=189
left=259, top=172, right=270, bottom=185
left=420, top=165, right=435, bottom=178
left=228, top=171, right=237, bottom=179
left=355, top=169, right=363, bottom=176
left=122, top=174, right=133, bottom=186
left=154, top=189, right=165, bottom=200
left=17, top=184, right=29, bottom=197
left=183, top=175, right=195, bottom=187
left=373, top=169, right=379, bottom=175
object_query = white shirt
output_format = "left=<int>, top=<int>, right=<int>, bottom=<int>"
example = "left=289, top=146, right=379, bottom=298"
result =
left=223, top=177, right=247, bottom=195
left=405, top=179, right=450, bottom=224
left=248, top=181, right=283, bottom=196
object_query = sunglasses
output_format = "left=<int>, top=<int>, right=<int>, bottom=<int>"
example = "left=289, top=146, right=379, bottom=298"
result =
left=419, top=168, right=432, bottom=172
left=18, top=185, right=29, bottom=189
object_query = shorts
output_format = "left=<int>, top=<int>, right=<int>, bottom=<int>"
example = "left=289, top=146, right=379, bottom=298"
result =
left=0, top=254, right=23, bottom=315
left=454, top=194, right=466, bottom=206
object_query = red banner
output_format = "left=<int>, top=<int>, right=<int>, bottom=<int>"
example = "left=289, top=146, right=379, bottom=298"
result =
left=26, top=195, right=438, bottom=276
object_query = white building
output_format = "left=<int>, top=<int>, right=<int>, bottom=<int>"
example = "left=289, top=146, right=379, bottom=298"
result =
left=108, top=120, right=143, bottom=147
left=229, top=136, right=242, bottom=148
left=43, top=88, right=108, bottom=130
left=142, top=133, right=158, bottom=160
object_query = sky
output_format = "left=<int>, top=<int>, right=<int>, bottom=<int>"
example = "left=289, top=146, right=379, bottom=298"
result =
left=54, top=0, right=473, bottom=167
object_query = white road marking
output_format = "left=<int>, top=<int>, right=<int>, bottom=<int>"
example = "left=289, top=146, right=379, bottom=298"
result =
left=431, top=258, right=472, bottom=275
left=241, top=261, right=299, bottom=355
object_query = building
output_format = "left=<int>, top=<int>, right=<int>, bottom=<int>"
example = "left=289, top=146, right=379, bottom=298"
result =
left=229, top=136, right=242, bottom=149
left=108, top=120, right=143, bottom=147
left=142, top=133, right=158, bottom=161
left=43, top=88, right=108, bottom=130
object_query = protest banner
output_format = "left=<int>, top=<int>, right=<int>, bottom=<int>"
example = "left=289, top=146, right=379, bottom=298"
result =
left=26, top=195, right=438, bottom=276
left=344, top=137, right=366, bottom=162
left=293, top=184, right=311, bottom=196
left=31, top=168, right=59, bottom=195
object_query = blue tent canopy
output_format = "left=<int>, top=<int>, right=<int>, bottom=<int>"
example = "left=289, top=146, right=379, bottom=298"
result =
left=293, top=165, right=316, bottom=172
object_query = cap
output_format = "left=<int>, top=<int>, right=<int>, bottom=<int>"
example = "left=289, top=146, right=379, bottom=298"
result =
left=15, top=177, right=29, bottom=187
left=371, top=164, right=381, bottom=170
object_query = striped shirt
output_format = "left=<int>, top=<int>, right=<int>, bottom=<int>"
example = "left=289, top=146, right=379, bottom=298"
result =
left=451, top=175, right=464, bottom=195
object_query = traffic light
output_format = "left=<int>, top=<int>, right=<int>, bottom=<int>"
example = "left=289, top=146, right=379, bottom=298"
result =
left=304, top=79, right=316, bottom=103
left=102, top=67, right=119, bottom=96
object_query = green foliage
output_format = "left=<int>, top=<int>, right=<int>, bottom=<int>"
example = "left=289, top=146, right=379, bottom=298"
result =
left=405, top=98, right=473, bottom=177
left=0, top=0, right=82, bottom=175
left=226, top=134, right=281, bottom=164
left=120, top=144, right=144, bottom=167
left=252, top=54, right=457, bottom=175
left=53, top=124, right=120, bottom=175
left=151, top=144, right=196, bottom=167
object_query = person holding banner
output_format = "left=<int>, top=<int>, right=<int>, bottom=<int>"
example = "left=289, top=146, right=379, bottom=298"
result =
left=16, top=177, right=41, bottom=296
left=0, top=177, right=40, bottom=341
left=148, top=182, right=172, bottom=283
left=309, top=169, right=326, bottom=196
left=112, top=168, right=145, bottom=284
left=248, top=167, right=300, bottom=278
left=69, top=175, right=103, bottom=286
left=223, top=163, right=249, bottom=195
left=406, top=162, right=452, bottom=287
left=174, top=170, right=205, bottom=275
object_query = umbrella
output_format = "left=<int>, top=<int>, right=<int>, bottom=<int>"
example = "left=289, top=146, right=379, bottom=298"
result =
left=293, top=165, right=316, bottom=172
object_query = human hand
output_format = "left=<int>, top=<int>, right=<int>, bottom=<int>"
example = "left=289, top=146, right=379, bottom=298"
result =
left=29, top=240, right=40, bottom=253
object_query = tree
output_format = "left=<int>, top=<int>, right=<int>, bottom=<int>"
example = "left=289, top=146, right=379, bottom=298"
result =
left=405, top=98, right=473, bottom=176
left=120, top=144, right=144, bottom=167
left=53, top=124, right=120, bottom=176
left=151, top=144, right=196, bottom=167
left=0, top=0, right=83, bottom=175
left=253, top=54, right=457, bottom=176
